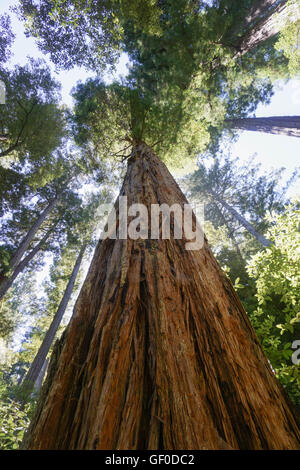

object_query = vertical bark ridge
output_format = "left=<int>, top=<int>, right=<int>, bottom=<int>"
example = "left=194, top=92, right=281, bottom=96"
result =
left=23, top=142, right=300, bottom=450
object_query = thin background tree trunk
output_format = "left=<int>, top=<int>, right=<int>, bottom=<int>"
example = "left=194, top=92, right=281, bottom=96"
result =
left=0, top=228, right=53, bottom=301
left=212, top=202, right=245, bottom=260
left=23, top=244, right=86, bottom=387
left=209, top=191, right=271, bottom=247
left=226, top=116, right=300, bottom=138
left=33, top=358, right=49, bottom=394
left=6, top=197, right=58, bottom=273
left=22, top=143, right=300, bottom=450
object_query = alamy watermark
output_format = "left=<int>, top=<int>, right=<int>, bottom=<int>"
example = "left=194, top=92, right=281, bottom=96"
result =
left=97, top=197, right=205, bottom=251
left=292, top=340, right=300, bottom=365
left=0, top=81, right=6, bottom=104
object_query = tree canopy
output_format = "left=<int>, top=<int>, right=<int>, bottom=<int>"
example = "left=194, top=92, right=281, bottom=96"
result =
left=0, top=59, right=66, bottom=163
left=0, top=14, right=15, bottom=64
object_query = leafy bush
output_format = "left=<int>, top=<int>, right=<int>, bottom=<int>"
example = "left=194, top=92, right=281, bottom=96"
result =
left=246, top=200, right=300, bottom=409
left=0, top=399, right=32, bottom=450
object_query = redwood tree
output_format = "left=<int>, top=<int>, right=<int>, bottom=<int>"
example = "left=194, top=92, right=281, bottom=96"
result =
left=22, top=142, right=300, bottom=450
left=17, top=1, right=300, bottom=450
left=0, top=59, right=65, bottom=162
left=22, top=80, right=300, bottom=449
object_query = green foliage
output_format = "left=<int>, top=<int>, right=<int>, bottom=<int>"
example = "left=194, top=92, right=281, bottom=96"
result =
left=18, top=0, right=280, bottom=165
left=0, top=58, right=66, bottom=163
left=0, top=398, right=32, bottom=449
left=0, top=298, right=20, bottom=340
left=0, top=366, right=36, bottom=450
left=0, top=274, right=40, bottom=341
left=275, top=19, right=300, bottom=76
left=0, top=167, right=29, bottom=218
left=0, top=13, right=15, bottom=64
left=18, top=0, right=163, bottom=71
left=184, top=152, right=299, bottom=336
left=124, top=0, right=276, bottom=156
left=71, top=77, right=210, bottom=171
left=246, top=200, right=300, bottom=409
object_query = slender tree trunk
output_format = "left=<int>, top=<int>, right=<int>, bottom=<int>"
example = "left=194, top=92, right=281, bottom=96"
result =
left=5, top=198, right=57, bottom=274
left=23, top=245, right=86, bottom=388
left=226, top=116, right=300, bottom=137
left=212, top=202, right=244, bottom=261
left=33, top=359, right=49, bottom=394
left=22, top=142, right=299, bottom=450
left=0, top=229, right=53, bottom=301
left=211, top=193, right=271, bottom=247
left=235, top=0, right=300, bottom=56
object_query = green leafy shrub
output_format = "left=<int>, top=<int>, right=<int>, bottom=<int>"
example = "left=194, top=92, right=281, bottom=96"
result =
left=246, top=199, right=300, bottom=409
left=0, top=399, right=32, bottom=450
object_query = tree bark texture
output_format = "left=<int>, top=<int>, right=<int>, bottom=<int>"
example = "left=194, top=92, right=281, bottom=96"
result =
left=235, top=0, right=300, bottom=56
left=23, top=245, right=86, bottom=387
left=22, top=142, right=300, bottom=450
left=227, top=116, right=300, bottom=138
left=231, top=0, right=279, bottom=39
left=243, top=0, right=279, bottom=28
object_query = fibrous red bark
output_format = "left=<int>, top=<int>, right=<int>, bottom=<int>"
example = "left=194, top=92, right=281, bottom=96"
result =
left=22, top=142, right=300, bottom=450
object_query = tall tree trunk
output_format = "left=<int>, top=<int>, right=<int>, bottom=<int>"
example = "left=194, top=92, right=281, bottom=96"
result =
left=231, top=0, right=278, bottom=38
left=22, top=142, right=299, bottom=450
left=243, top=0, right=279, bottom=28
left=0, top=228, right=53, bottom=301
left=3, top=198, right=58, bottom=278
left=226, top=116, right=300, bottom=137
left=235, top=0, right=300, bottom=56
left=33, top=359, right=49, bottom=394
left=23, top=245, right=86, bottom=388
left=209, top=192, right=271, bottom=247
